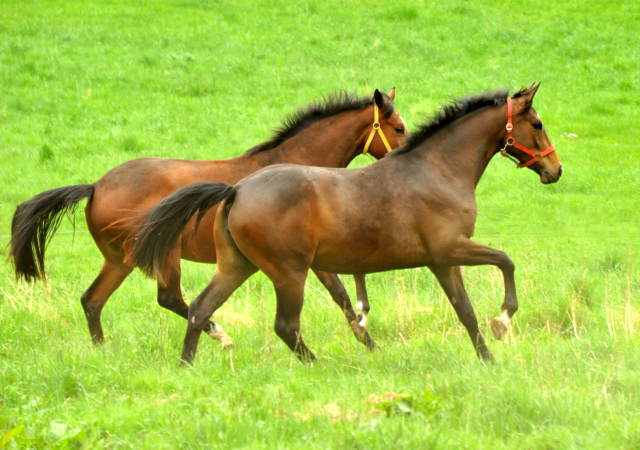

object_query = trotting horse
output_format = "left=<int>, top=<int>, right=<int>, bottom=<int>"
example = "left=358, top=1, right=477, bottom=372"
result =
left=9, top=89, right=408, bottom=350
left=131, top=84, right=563, bottom=365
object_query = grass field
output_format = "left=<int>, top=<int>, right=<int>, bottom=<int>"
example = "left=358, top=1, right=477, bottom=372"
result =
left=1, top=0, right=639, bottom=448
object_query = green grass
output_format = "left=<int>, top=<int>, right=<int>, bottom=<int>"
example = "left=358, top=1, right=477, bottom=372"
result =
left=1, top=0, right=639, bottom=448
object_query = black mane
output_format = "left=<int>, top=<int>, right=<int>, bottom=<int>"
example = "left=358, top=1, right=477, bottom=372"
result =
left=391, top=87, right=527, bottom=156
left=245, top=92, right=394, bottom=155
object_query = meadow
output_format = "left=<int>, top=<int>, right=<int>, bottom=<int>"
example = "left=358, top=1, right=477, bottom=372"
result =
left=1, top=0, right=639, bottom=448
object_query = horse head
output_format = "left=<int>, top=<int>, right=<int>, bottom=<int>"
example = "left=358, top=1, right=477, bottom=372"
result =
left=364, top=88, right=409, bottom=159
left=501, top=83, right=563, bottom=184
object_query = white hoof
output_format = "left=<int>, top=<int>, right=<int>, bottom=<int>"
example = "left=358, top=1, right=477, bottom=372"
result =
left=490, top=311, right=510, bottom=340
left=207, top=324, right=233, bottom=349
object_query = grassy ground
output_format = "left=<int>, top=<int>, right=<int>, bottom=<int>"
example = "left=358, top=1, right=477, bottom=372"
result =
left=1, top=0, right=639, bottom=448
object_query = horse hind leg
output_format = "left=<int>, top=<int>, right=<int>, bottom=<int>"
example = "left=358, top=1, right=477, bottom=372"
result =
left=180, top=261, right=257, bottom=366
left=81, top=258, right=133, bottom=343
left=312, top=270, right=376, bottom=351
left=157, top=252, right=233, bottom=349
left=273, top=273, right=316, bottom=362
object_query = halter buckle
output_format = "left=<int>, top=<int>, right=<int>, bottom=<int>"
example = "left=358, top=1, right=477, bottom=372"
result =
left=506, top=123, right=513, bottom=131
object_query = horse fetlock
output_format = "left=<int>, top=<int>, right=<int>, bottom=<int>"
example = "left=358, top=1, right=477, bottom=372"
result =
left=355, top=301, right=369, bottom=328
left=490, top=310, right=511, bottom=339
left=207, top=324, right=233, bottom=349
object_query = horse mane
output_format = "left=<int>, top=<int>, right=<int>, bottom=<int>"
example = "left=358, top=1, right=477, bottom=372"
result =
left=245, top=92, right=395, bottom=155
left=391, top=87, right=528, bottom=156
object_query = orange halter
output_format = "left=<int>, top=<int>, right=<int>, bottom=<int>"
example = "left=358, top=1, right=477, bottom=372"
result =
left=362, top=103, right=393, bottom=156
left=500, top=97, right=556, bottom=168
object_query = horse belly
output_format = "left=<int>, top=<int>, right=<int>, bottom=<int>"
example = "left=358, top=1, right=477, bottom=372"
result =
left=311, top=226, right=432, bottom=274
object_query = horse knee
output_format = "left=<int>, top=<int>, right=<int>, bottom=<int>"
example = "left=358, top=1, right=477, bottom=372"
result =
left=499, top=254, right=515, bottom=273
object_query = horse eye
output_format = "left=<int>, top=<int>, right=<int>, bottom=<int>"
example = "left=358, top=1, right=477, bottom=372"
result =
left=533, top=122, right=543, bottom=130
left=395, top=127, right=405, bottom=134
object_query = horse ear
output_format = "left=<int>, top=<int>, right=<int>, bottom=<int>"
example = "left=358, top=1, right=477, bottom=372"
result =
left=374, top=89, right=386, bottom=109
left=388, top=87, right=396, bottom=100
left=520, top=82, right=540, bottom=107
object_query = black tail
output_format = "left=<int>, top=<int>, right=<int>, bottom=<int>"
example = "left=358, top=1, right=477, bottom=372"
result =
left=128, top=182, right=236, bottom=283
left=9, top=184, right=95, bottom=282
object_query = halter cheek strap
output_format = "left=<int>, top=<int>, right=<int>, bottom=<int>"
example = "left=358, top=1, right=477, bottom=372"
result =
left=362, top=103, right=393, bottom=155
left=500, top=97, right=556, bottom=168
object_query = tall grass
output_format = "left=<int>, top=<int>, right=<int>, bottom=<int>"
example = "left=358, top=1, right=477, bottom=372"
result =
left=1, top=0, right=639, bottom=448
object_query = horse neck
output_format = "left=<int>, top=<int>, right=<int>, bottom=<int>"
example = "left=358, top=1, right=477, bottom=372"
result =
left=413, top=106, right=505, bottom=189
left=247, top=108, right=372, bottom=169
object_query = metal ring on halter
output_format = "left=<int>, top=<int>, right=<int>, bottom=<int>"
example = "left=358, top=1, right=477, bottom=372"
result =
left=372, top=122, right=380, bottom=129
left=506, top=123, right=513, bottom=131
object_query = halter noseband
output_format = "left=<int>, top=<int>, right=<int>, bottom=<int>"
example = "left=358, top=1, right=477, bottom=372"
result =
left=362, top=103, right=393, bottom=156
left=500, top=97, right=556, bottom=168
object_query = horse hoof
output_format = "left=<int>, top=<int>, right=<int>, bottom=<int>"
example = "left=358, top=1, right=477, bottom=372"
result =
left=208, top=325, right=234, bottom=349
left=490, top=317, right=508, bottom=339
left=219, top=337, right=234, bottom=349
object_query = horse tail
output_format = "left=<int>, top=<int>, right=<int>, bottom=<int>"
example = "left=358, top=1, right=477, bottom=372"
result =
left=9, top=184, right=95, bottom=282
left=127, top=182, right=236, bottom=284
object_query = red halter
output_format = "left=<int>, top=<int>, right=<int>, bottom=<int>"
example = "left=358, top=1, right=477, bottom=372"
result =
left=500, top=97, right=556, bottom=168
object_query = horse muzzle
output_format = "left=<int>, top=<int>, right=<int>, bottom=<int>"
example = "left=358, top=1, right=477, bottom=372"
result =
left=541, top=164, right=563, bottom=184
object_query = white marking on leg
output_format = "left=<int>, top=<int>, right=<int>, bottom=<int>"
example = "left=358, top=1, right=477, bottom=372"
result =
left=356, top=301, right=368, bottom=328
left=207, top=323, right=233, bottom=349
left=497, top=310, right=511, bottom=327
left=191, top=316, right=195, bottom=323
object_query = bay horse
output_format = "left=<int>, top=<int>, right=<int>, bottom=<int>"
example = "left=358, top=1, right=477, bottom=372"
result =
left=131, top=84, right=563, bottom=365
left=9, top=89, right=408, bottom=350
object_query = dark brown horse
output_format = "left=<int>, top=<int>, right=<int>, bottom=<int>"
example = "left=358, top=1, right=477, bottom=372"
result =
left=131, top=84, right=563, bottom=365
left=9, top=89, right=408, bottom=349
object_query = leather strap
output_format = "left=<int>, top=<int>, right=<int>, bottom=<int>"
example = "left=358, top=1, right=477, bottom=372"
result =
left=500, top=97, right=555, bottom=168
left=363, top=103, right=393, bottom=155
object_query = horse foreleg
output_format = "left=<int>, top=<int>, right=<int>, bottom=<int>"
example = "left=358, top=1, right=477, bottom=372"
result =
left=429, top=265, right=493, bottom=362
left=157, top=252, right=232, bottom=349
left=441, top=238, right=518, bottom=340
left=81, top=259, right=134, bottom=343
left=312, top=270, right=376, bottom=351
